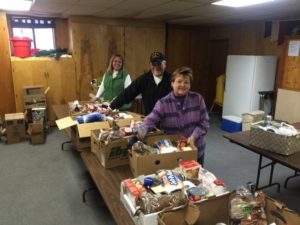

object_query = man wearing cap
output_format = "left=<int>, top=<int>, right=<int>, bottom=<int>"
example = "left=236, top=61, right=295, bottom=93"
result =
left=110, top=52, right=172, bottom=115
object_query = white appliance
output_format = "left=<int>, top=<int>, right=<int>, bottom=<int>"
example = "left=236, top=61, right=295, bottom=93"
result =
left=222, top=55, right=277, bottom=118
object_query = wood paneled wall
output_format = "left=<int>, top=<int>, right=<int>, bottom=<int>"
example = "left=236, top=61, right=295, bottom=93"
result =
left=166, top=21, right=284, bottom=108
left=54, top=18, right=69, bottom=49
left=166, top=25, right=211, bottom=103
left=0, top=11, right=15, bottom=117
left=70, top=16, right=166, bottom=100
left=209, top=21, right=280, bottom=56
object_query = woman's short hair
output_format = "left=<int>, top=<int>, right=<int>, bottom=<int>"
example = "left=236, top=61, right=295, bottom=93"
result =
left=171, top=66, right=193, bottom=82
left=106, top=54, right=124, bottom=73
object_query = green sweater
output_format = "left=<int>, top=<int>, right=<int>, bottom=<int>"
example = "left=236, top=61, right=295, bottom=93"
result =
left=102, top=70, right=132, bottom=110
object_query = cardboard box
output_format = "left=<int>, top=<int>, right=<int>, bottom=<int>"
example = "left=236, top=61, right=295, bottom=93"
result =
left=5, top=113, right=26, bottom=144
left=121, top=180, right=230, bottom=225
left=129, top=134, right=197, bottom=177
left=23, top=86, right=46, bottom=110
left=121, top=188, right=300, bottom=225
left=27, top=123, right=45, bottom=144
left=242, top=110, right=264, bottom=123
left=68, top=100, right=91, bottom=116
left=56, top=116, right=110, bottom=152
left=91, top=129, right=129, bottom=168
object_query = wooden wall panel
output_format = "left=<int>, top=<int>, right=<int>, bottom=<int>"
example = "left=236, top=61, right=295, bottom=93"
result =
left=46, top=58, right=77, bottom=122
left=125, top=26, right=166, bottom=79
left=11, top=58, right=47, bottom=112
left=71, top=22, right=125, bottom=100
left=0, top=11, right=15, bottom=117
left=166, top=26, right=191, bottom=73
left=70, top=16, right=166, bottom=100
left=12, top=58, right=77, bottom=123
left=189, top=29, right=210, bottom=102
left=209, top=21, right=280, bottom=56
left=166, top=26, right=211, bottom=103
left=277, top=36, right=300, bottom=91
left=54, top=18, right=69, bottom=49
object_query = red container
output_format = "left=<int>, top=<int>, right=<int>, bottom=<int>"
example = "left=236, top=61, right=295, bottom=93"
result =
left=11, top=37, right=32, bottom=58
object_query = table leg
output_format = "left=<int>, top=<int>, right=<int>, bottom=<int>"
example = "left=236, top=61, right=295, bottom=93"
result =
left=256, top=155, right=280, bottom=192
left=284, top=170, right=300, bottom=188
left=61, top=140, right=72, bottom=151
left=82, top=186, right=96, bottom=203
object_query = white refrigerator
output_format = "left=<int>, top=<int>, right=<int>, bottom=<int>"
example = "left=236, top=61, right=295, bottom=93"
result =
left=222, top=55, right=277, bottom=118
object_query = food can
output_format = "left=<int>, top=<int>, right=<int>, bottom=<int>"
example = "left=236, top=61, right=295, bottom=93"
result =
left=186, top=187, right=206, bottom=202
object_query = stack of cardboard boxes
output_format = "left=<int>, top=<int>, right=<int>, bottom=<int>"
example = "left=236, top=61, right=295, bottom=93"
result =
left=4, top=113, right=26, bottom=144
left=23, top=86, right=47, bottom=144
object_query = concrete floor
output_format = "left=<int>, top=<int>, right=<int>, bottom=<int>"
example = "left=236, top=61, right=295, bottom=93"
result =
left=0, top=115, right=299, bottom=225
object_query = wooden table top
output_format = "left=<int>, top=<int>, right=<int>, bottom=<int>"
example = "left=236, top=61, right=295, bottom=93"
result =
left=224, top=131, right=300, bottom=171
left=81, top=152, right=134, bottom=225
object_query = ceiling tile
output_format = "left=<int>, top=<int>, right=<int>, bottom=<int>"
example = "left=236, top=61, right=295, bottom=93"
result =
left=93, top=8, right=138, bottom=18
left=112, top=0, right=171, bottom=11
left=76, top=0, right=125, bottom=7
left=65, top=5, right=105, bottom=15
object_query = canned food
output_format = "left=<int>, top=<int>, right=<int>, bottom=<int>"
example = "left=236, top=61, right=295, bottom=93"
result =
left=186, top=187, right=206, bottom=202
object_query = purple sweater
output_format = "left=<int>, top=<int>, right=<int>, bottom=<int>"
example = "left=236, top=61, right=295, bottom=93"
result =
left=143, top=91, right=209, bottom=158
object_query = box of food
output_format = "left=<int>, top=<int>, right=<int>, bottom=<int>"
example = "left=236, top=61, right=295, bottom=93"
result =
left=129, top=134, right=197, bottom=177
left=91, top=129, right=129, bottom=168
left=56, top=116, right=110, bottom=152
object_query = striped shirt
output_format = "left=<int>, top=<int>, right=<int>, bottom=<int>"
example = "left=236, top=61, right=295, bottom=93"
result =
left=143, top=91, right=209, bottom=158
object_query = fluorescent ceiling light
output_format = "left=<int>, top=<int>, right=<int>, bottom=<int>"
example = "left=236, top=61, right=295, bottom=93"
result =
left=212, top=0, right=274, bottom=8
left=0, top=0, right=35, bottom=11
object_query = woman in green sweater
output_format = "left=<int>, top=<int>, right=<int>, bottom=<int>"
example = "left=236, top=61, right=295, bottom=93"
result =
left=95, top=54, right=132, bottom=110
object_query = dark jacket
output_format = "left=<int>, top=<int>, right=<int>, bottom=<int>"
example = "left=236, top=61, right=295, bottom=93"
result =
left=110, top=70, right=172, bottom=115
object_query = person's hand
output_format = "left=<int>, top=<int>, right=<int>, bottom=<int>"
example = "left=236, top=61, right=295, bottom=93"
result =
left=187, top=135, right=197, bottom=150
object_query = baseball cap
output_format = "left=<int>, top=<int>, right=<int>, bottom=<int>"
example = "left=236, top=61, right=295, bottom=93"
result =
left=150, top=52, right=165, bottom=65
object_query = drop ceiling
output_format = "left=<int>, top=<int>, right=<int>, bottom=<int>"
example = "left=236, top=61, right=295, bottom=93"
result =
left=9, top=0, right=300, bottom=25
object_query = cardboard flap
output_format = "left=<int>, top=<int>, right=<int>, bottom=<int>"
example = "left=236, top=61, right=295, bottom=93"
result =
left=77, top=121, right=110, bottom=138
left=55, top=117, right=77, bottom=130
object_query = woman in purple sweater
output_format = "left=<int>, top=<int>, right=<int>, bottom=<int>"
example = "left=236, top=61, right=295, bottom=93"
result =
left=143, top=67, right=209, bottom=165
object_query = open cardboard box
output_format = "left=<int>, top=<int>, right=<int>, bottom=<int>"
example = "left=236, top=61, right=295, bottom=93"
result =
left=129, top=134, right=197, bottom=177
left=91, top=129, right=129, bottom=168
left=121, top=186, right=300, bottom=225
left=55, top=116, right=110, bottom=151
left=120, top=177, right=230, bottom=225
